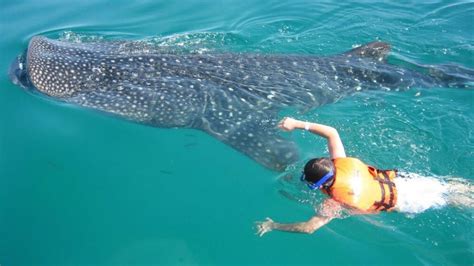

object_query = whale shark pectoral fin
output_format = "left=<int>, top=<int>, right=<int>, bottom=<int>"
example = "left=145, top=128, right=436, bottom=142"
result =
left=427, top=64, right=474, bottom=88
left=344, top=41, right=391, bottom=62
left=199, top=111, right=299, bottom=171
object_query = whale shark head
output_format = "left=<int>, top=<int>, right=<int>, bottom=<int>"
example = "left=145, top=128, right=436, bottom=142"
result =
left=8, top=51, right=33, bottom=89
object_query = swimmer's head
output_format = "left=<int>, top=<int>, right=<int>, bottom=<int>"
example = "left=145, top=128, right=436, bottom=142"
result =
left=301, top=157, right=335, bottom=189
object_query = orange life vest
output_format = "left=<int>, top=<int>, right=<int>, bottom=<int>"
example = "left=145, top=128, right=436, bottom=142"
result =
left=323, top=157, right=398, bottom=212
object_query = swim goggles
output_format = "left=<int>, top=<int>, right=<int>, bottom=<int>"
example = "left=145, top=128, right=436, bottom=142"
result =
left=300, top=170, right=334, bottom=190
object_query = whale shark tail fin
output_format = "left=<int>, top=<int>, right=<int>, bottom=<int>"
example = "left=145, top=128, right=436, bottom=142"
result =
left=344, top=41, right=391, bottom=62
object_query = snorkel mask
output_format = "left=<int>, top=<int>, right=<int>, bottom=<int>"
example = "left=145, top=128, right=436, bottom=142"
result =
left=300, top=170, right=334, bottom=190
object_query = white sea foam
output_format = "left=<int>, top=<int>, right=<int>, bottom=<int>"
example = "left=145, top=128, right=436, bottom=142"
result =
left=394, top=172, right=449, bottom=214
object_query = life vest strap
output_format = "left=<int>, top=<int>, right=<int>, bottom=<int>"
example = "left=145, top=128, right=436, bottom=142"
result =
left=372, top=170, right=396, bottom=211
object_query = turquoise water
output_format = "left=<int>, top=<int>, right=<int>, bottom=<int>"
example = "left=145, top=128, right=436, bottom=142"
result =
left=1, top=0, right=473, bottom=265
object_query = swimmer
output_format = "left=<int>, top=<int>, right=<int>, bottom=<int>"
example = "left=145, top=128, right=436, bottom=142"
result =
left=256, top=117, right=473, bottom=236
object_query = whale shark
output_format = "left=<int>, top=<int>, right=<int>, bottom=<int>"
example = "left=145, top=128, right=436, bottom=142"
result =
left=8, top=36, right=474, bottom=171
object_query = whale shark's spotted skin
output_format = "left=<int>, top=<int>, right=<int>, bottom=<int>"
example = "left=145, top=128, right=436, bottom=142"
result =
left=9, top=36, right=474, bottom=171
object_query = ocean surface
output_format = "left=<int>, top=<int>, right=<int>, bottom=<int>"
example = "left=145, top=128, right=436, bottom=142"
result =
left=0, top=0, right=473, bottom=265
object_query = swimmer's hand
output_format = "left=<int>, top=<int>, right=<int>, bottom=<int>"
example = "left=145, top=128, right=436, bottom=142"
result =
left=278, top=117, right=299, bottom=131
left=255, top=217, right=275, bottom=237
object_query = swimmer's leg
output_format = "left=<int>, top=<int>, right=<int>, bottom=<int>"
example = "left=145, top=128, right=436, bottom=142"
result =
left=445, top=177, right=474, bottom=208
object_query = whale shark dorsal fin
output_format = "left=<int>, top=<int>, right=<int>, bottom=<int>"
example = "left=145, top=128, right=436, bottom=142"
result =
left=344, top=41, right=391, bottom=62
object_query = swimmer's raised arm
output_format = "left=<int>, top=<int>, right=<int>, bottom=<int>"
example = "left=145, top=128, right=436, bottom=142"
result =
left=278, top=117, right=346, bottom=158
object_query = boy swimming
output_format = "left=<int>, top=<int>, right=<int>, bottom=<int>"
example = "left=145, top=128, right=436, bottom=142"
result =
left=256, top=117, right=473, bottom=236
